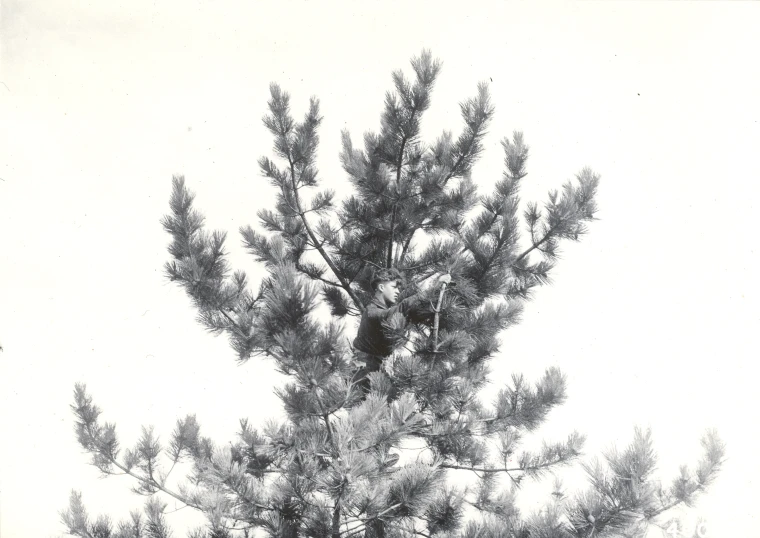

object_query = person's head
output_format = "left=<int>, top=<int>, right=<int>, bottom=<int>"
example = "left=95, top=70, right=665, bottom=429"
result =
left=370, top=268, right=403, bottom=306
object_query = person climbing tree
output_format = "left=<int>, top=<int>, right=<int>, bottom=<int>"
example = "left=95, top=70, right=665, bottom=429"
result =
left=352, top=268, right=452, bottom=391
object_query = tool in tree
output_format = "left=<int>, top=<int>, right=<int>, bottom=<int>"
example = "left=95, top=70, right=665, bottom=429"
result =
left=431, top=279, right=455, bottom=353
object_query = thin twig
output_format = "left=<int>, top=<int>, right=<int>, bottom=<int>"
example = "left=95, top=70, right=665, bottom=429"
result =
left=283, top=132, right=364, bottom=311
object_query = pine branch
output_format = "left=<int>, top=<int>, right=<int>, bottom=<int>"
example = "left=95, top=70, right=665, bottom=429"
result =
left=331, top=481, right=346, bottom=538
left=512, top=220, right=560, bottom=266
left=567, top=428, right=724, bottom=538
left=439, top=459, right=567, bottom=475
left=72, top=385, right=273, bottom=521
left=387, top=203, right=398, bottom=268
left=284, top=118, right=364, bottom=312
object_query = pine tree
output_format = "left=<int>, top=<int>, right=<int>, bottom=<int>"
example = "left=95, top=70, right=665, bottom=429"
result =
left=64, top=50, right=723, bottom=538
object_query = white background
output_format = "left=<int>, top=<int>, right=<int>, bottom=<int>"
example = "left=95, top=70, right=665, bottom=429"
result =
left=1, top=1, right=759, bottom=537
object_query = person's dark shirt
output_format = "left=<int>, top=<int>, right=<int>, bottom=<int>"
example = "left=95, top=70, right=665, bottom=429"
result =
left=353, top=294, right=425, bottom=357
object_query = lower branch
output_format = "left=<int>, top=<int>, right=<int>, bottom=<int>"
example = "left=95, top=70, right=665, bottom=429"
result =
left=440, top=459, right=566, bottom=474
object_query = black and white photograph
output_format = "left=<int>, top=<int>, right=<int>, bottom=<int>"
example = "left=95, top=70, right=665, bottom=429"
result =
left=1, top=2, right=758, bottom=537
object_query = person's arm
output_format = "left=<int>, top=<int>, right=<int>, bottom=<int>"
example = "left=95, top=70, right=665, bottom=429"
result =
left=395, top=274, right=451, bottom=317
left=393, top=293, right=425, bottom=316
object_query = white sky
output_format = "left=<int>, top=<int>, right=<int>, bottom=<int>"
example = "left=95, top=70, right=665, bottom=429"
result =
left=1, top=1, right=759, bottom=537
